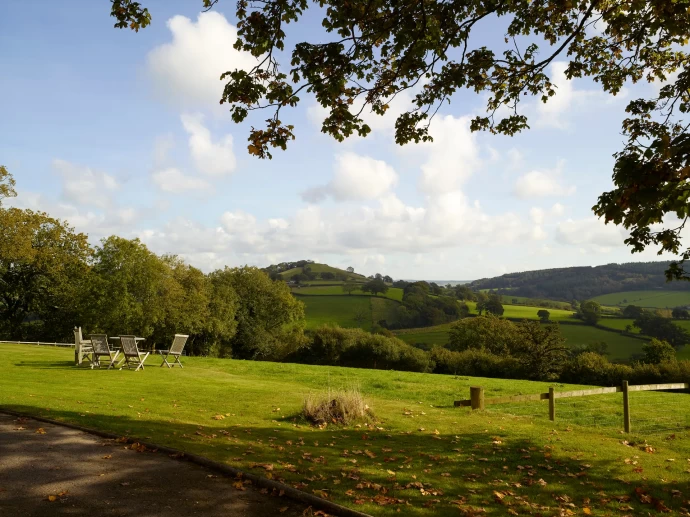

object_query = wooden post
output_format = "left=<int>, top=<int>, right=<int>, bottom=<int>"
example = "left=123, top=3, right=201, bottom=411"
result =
left=622, top=380, right=630, bottom=433
left=549, top=387, right=556, bottom=422
left=470, top=386, right=484, bottom=410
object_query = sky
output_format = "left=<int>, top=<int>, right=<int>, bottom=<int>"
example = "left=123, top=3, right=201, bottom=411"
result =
left=0, top=1, right=678, bottom=280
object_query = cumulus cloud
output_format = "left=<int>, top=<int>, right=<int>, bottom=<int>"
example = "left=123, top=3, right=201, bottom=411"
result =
left=147, top=12, right=257, bottom=108
left=418, top=115, right=481, bottom=195
left=513, top=160, right=576, bottom=199
left=152, top=168, right=212, bottom=193
left=53, top=159, right=119, bottom=209
left=181, top=113, right=236, bottom=176
left=530, top=207, right=545, bottom=225
left=301, top=152, right=398, bottom=203
left=555, top=217, right=627, bottom=251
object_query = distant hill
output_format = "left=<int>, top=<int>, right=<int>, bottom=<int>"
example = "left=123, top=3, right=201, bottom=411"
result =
left=469, top=261, right=690, bottom=302
left=262, top=260, right=368, bottom=282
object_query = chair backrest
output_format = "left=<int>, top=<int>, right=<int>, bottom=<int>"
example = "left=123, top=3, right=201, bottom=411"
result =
left=119, top=335, right=139, bottom=356
left=170, top=334, right=189, bottom=355
left=90, top=334, right=110, bottom=354
left=74, top=326, right=83, bottom=345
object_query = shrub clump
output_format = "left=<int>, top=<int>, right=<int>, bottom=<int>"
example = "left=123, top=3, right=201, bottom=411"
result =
left=303, top=387, right=373, bottom=426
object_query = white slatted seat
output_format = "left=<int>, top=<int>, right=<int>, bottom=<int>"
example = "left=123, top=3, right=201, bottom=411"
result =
left=159, top=334, right=189, bottom=368
left=89, top=334, right=121, bottom=369
left=73, top=326, right=94, bottom=366
left=119, top=335, right=149, bottom=371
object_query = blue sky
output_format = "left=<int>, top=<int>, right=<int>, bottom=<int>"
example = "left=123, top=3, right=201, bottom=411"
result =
left=0, top=1, right=676, bottom=280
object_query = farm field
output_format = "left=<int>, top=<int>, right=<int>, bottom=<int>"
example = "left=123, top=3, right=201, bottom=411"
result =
left=296, top=295, right=372, bottom=330
left=278, top=263, right=367, bottom=281
left=370, top=297, right=400, bottom=326
left=293, top=285, right=404, bottom=301
left=395, top=321, right=649, bottom=360
left=597, top=317, right=641, bottom=333
left=591, top=290, right=690, bottom=308
left=496, top=304, right=576, bottom=321
left=3, top=344, right=690, bottom=517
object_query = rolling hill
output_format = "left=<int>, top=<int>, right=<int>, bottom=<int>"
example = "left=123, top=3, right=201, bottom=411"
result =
left=469, top=261, right=690, bottom=301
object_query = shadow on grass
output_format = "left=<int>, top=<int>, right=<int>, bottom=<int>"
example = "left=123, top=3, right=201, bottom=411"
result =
left=13, top=360, right=77, bottom=369
left=2, top=404, right=687, bottom=516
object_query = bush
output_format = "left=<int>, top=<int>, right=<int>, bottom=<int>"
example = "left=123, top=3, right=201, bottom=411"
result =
left=430, top=346, right=523, bottom=378
left=303, top=387, right=373, bottom=426
left=297, top=325, right=433, bottom=372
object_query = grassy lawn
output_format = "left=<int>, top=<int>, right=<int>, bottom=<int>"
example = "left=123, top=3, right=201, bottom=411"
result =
left=297, top=295, right=372, bottom=330
left=591, top=290, right=690, bottom=308
left=2, top=344, right=690, bottom=516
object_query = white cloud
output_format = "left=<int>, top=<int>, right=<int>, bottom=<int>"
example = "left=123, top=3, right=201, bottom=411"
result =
left=418, top=115, right=481, bottom=195
left=551, top=203, right=565, bottom=216
left=181, top=113, right=236, bottom=176
left=555, top=217, right=627, bottom=251
left=302, top=152, right=398, bottom=203
left=535, top=62, right=599, bottom=129
left=152, top=168, right=212, bottom=193
left=530, top=207, right=545, bottom=225
left=53, top=159, right=119, bottom=209
left=507, top=148, right=524, bottom=171
left=513, top=160, right=576, bottom=199
left=147, top=12, right=257, bottom=108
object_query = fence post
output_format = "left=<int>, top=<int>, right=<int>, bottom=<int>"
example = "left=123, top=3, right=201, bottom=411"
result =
left=622, top=380, right=630, bottom=433
left=470, top=386, right=485, bottom=410
left=549, top=387, right=556, bottom=422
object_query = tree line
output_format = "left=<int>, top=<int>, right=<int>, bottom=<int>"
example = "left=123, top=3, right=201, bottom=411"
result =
left=0, top=207, right=304, bottom=358
left=469, top=262, right=690, bottom=302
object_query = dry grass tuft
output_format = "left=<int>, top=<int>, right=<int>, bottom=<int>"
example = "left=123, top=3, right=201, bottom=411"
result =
left=303, top=386, right=373, bottom=426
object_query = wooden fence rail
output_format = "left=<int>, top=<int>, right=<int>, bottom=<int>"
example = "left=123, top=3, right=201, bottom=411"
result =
left=1, top=340, right=74, bottom=348
left=455, top=382, right=690, bottom=433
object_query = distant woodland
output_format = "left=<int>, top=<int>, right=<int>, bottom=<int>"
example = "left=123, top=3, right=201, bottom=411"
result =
left=469, top=262, right=690, bottom=302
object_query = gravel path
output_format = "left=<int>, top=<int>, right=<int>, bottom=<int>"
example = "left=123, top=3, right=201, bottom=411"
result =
left=0, top=413, right=309, bottom=517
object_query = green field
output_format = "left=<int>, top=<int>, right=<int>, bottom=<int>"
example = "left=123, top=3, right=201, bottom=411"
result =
left=597, top=317, right=641, bottom=333
left=591, top=290, right=690, bottom=308
left=297, top=295, right=372, bottom=330
left=293, top=285, right=404, bottom=301
left=370, top=297, right=400, bottom=326
left=496, top=304, right=577, bottom=321
left=3, top=344, right=690, bottom=516
left=558, top=325, right=648, bottom=360
left=395, top=321, right=649, bottom=360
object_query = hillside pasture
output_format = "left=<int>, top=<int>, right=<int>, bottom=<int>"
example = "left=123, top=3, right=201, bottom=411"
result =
left=279, top=263, right=367, bottom=281
left=558, top=325, right=647, bottom=360
left=393, top=323, right=454, bottom=347
left=370, top=297, right=400, bottom=327
left=293, top=285, right=404, bottom=302
left=591, top=290, right=690, bottom=308
left=496, top=304, right=577, bottom=321
left=597, top=318, right=641, bottom=333
left=296, top=295, right=372, bottom=330
left=3, top=344, right=690, bottom=517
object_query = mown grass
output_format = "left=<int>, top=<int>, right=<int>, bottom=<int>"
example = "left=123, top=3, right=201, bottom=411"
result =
left=297, top=295, right=372, bottom=330
left=2, top=344, right=690, bottom=517
left=591, top=290, right=690, bottom=308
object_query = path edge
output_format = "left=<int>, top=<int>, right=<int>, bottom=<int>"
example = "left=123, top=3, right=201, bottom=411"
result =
left=0, top=408, right=372, bottom=517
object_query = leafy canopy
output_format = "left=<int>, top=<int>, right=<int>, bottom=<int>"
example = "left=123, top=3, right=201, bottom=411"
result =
left=111, top=1, right=690, bottom=274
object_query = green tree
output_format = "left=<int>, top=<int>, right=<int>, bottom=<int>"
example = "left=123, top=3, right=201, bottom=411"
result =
left=512, top=321, right=569, bottom=381
left=346, top=267, right=354, bottom=274
left=222, top=266, right=305, bottom=359
left=362, top=278, right=388, bottom=297
left=671, top=307, right=690, bottom=319
left=113, top=1, right=690, bottom=275
left=353, top=308, right=369, bottom=328
left=475, top=292, right=489, bottom=315
left=342, top=282, right=358, bottom=296
left=579, top=300, right=601, bottom=325
left=537, top=309, right=550, bottom=322
left=90, top=236, right=175, bottom=338
left=0, top=208, right=92, bottom=340
left=447, top=315, right=518, bottom=356
left=634, top=312, right=690, bottom=348
left=196, top=268, right=240, bottom=357
left=641, top=338, right=676, bottom=364
left=622, top=305, right=645, bottom=319
left=484, top=294, right=504, bottom=316
left=0, top=166, right=17, bottom=206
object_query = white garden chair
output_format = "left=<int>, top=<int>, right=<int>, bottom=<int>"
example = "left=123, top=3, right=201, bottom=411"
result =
left=73, top=326, right=93, bottom=366
left=119, top=335, right=149, bottom=371
left=159, top=334, right=189, bottom=368
left=89, top=334, right=120, bottom=369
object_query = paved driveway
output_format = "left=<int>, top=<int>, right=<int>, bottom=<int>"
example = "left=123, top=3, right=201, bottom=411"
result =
left=0, top=413, right=309, bottom=517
